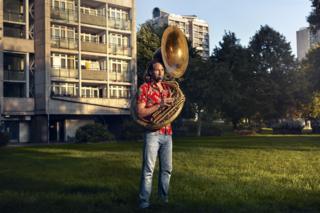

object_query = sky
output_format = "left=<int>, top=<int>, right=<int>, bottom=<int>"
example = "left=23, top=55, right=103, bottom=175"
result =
left=136, top=0, right=312, bottom=57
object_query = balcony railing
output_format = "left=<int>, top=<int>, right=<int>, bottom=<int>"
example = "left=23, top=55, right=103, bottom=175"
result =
left=4, top=70, right=25, bottom=81
left=4, top=11, right=25, bottom=23
left=81, top=13, right=106, bottom=27
left=81, top=69, right=108, bottom=81
left=4, top=24, right=25, bottom=38
left=109, top=72, right=131, bottom=82
left=51, top=7, right=78, bottom=22
left=108, top=18, right=131, bottom=31
left=51, top=37, right=78, bottom=49
left=81, top=41, right=107, bottom=53
left=108, top=44, right=131, bottom=56
left=51, top=67, right=78, bottom=79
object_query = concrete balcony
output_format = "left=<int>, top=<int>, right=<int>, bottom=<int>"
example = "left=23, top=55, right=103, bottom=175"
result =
left=49, top=97, right=130, bottom=115
left=3, top=98, right=35, bottom=114
left=109, top=72, right=131, bottom=82
left=108, top=45, right=131, bottom=56
left=4, top=11, right=25, bottom=23
left=81, top=69, right=108, bottom=81
left=51, top=37, right=78, bottom=50
left=4, top=70, right=25, bottom=81
left=51, top=67, right=78, bottom=79
left=107, top=0, right=133, bottom=8
left=51, top=7, right=78, bottom=23
left=3, top=37, right=34, bottom=52
left=81, top=13, right=106, bottom=27
left=108, top=18, right=131, bottom=31
left=81, top=41, right=107, bottom=53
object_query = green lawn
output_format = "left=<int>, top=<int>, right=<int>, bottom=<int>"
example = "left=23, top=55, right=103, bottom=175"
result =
left=1, top=135, right=320, bottom=213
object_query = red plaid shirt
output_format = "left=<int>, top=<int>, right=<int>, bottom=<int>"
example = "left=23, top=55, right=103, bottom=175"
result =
left=137, top=82, right=173, bottom=135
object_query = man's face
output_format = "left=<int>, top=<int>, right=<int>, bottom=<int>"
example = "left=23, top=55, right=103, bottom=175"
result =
left=152, top=62, right=165, bottom=82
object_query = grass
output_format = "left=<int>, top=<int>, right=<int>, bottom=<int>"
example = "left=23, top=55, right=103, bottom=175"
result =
left=1, top=135, right=320, bottom=212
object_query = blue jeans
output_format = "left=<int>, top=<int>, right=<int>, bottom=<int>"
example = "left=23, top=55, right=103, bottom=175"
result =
left=139, top=131, right=173, bottom=208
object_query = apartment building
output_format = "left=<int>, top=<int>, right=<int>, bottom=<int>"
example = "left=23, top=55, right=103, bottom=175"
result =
left=296, top=27, right=320, bottom=60
left=0, top=0, right=136, bottom=143
left=147, top=7, right=210, bottom=59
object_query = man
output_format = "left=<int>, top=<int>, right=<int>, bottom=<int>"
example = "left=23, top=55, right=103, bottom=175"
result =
left=136, top=59, right=174, bottom=209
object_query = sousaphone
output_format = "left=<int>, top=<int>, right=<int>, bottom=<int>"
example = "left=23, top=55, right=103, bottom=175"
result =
left=131, top=26, right=189, bottom=130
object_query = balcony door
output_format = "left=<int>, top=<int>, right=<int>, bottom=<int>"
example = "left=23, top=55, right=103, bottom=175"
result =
left=52, top=0, right=75, bottom=11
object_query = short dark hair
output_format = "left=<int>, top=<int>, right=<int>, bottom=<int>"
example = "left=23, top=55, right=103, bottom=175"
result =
left=144, top=58, right=165, bottom=82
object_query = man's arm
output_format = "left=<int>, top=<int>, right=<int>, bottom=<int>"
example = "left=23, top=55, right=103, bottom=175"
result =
left=136, top=102, right=160, bottom=119
left=136, top=98, right=175, bottom=119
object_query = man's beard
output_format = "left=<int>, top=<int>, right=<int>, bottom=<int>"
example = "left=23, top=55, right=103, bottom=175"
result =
left=154, top=76, right=163, bottom=82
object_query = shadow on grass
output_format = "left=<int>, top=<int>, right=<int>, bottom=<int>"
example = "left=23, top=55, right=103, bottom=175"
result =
left=0, top=148, right=143, bottom=213
left=171, top=166, right=320, bottom=213
left=6, top=135, right=319, bottom=154
left=173, top=136, right=320, bottom=152
left=0, top=136, right=320, bottom=212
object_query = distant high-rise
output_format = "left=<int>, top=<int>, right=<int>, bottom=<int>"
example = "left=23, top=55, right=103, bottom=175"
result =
left=147, top=7, right=210, bottom=59
left=296, top=27, right=320, bottom=60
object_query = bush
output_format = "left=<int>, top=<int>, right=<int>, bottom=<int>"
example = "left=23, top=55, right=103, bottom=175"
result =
left=311, top=119, right=320, bottom=133
left=174, top=120, right=222, bottom=137
left=235, top=129, right=256, bottom=135
left=272, top=119, right=304, bottom=134
left=116, top=119, right=144, bottom=140
left=75, top=123, right=115, bottom=143
left=0, top=132, right=9, bottom=147
left=201, top=123, right=222, bottom=136
left=235, top=123, right=257, bottom=135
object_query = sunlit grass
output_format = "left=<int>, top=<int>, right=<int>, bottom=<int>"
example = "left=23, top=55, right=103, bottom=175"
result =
left=0, top=136, right=320, bottom=212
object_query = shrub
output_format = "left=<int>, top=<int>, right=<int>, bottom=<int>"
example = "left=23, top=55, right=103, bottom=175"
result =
left=174, top=120, right=222, bottom=137
left=75, top=123, right=115, bottom=143
left=235, top=123, right=257, bottom=135
left=201, top=123, right=222, bottom=136
left=311, top=119, right=320, bottom=133
left=116, top=119, right=144, bottom=140
left=235, top=129, right=256, bottom=136
left=0, top=132, right=9, bottom=147
left=272, top=120, right=304, bottom=134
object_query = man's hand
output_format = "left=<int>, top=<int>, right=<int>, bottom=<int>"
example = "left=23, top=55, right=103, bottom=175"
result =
left=160, top=97, right=175, bottom=107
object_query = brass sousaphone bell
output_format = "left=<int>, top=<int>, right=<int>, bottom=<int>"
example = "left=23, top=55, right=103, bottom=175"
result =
left=132, top=26, right=189, bottom=130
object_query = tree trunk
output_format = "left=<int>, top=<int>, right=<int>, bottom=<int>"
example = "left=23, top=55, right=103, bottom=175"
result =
left=232, top=120, right=238, bottom=130
left=197, top=111, right=202, bottom=136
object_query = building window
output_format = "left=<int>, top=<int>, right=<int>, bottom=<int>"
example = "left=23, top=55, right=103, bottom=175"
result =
left=109, top=59, right=130, bottom=82
left=51, top=82, right=78, bottom=97
left=51, top=53, right=77, bottom=69
left=81, top=59, right=106, bottom=71
left=108, top=7, right=130, bottom=20
left=109, top=33, right=129, bottom=47
left=109, top=85, right=130, bottom=98
left=51, top=25, right=77, bottom=49
left=4, top=82, right=26, bottom=97
left=51, top=24, right=76, bottom=39
left=110, top=59, right=129, bottom=73
left=52, top=0, right=75, bottom=10
left=81, top=86, right=100, bottom=98
left=80, top=6, right=105, bottom=16
left=80, top=33, right=101, bottom=43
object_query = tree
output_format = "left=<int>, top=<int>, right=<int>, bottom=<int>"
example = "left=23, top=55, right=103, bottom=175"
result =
left=248, top=25, right=298, bottom=122
left=136, top=24, right=161, bottom=86
left=303, top=47, right=320, bottom=91
left=307, top=0, right=320, bottom=32
left=210, top=32, right=253, bottom=129
left=299, top=47, right=320, bottom=118
left=181, top=57, right=212, bottom=136
left=180, top=47, right=214, bottom=136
